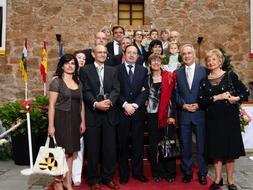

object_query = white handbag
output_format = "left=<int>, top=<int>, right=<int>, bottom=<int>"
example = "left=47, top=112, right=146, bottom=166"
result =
left=33, top=136, right=68, bottom=176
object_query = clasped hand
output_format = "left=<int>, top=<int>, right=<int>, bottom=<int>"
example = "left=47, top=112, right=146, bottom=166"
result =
left=183, top=103, right=199, bottom=112
left=124, top=103, right=137, bottom=116
left=217, top=91, right=239, bottom=104
left=95, top=99, right=112, bottom=111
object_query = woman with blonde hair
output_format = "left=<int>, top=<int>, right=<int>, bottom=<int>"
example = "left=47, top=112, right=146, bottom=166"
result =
left=199, top=49, right=249, bottom=190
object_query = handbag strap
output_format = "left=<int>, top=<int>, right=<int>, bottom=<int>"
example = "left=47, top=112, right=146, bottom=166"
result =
left=45, top=136, right=58, bottom=148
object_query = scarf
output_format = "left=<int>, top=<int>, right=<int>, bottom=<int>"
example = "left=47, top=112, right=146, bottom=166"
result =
left=158, top=70, right=176, bottom=128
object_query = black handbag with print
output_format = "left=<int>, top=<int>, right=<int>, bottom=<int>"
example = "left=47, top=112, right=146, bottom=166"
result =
left=157, top=125, right=182, bottom=162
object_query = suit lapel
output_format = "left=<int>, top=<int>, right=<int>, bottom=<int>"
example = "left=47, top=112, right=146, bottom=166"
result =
left=191, top=64, right=199, bottom=91
left=91, top=64, right=100, bottom=93
left=182, top=67, right=191, bottom=91
left=103, top=66, right=109, bottom=92
left=122, top=63, right=132, bottom=85
left=132, top=64, right=139, bottom=86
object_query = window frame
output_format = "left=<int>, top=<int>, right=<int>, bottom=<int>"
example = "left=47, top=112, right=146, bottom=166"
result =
left=118, top=0, right=144, bottom=26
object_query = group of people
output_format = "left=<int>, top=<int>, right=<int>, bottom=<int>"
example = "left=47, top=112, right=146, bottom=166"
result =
left=47, top=25, right=250, bottom=190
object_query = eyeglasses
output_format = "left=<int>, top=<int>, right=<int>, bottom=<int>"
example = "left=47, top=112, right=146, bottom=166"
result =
left=135, top=33, right=143, bottom=36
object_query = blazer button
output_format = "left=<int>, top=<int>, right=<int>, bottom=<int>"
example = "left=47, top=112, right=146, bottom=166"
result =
left=130, top=92, right=133, bottom=95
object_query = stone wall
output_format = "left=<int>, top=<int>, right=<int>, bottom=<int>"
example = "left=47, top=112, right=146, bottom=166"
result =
left=0, top=0, right=252, bottom=102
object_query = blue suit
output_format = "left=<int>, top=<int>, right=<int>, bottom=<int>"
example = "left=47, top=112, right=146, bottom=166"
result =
left=117, top=63, right=148, bottom=179
left=175, top=64, right=207, bottom=176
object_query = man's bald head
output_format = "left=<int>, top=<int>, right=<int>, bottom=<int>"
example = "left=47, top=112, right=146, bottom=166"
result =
left=95, top=32, right=108, bottom=46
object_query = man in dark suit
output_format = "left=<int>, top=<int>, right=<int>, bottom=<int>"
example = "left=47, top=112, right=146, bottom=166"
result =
left=106, top=25, right=125, bottom=56
left=175, top=44, right=207, bottom=185
left=117, top=45, right=149, bottom=184
left=84, top=31, right=114, bottom=66
left=112, top=36, right=144, bottom=67
left=80, top=45, right=120, bottom=190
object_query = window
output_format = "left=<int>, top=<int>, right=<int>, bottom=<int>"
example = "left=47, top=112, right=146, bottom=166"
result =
left=0, top=0, right=6, bottom=55
left=118, top=0, right=144, bottom=26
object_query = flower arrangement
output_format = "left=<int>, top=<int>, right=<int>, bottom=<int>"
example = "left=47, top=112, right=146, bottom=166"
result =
left=0, top=96, right=48, bottom=137
left=239, top=107, right=252, bottom=132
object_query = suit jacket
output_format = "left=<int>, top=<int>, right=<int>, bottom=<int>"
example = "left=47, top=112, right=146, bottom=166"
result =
left=106, top=41, right=115, bottom=56
left=117, top=63, right=148, bottom=124
left=84, top=48, right=114, bottom=66
left=112, top=54, right=144, bottom=67
left=79, top=63, right=120, bottom=126
left=175, top=64, right=207, bottom=125
left=133, top=41, right=146, bottom=57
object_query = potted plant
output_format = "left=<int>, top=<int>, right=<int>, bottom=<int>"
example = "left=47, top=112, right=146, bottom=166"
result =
left=0, top=96, right=48, bottom=165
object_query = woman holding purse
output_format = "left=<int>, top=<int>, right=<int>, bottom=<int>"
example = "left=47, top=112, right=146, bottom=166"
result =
left=48, top=54, right=86, bottom=190
left=146, top=53, right=177, bottom=183
left=198, top=49, right=249, bottom=190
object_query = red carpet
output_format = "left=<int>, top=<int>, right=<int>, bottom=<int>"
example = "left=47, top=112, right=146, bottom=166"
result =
left=48, top=161, right=212, bottom=190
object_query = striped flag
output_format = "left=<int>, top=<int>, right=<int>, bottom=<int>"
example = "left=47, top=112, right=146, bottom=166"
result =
left=40, top=41, right=47, bottom=83
left=20, top=39, right=28, bottom=82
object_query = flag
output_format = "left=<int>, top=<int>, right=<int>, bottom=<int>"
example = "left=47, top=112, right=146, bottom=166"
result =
left=20, top=39, right=28, bottom=82
left=40, top=41, right=47, bottom=83
left=59, top=43, right=63, bottom=60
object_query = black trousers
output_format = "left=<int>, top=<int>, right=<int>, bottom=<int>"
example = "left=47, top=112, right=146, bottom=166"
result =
left=147, top=113, right=176, bottom=178
left=117, top=111, right=145, bottom=179
left=86, top=114, right=117, bottom=185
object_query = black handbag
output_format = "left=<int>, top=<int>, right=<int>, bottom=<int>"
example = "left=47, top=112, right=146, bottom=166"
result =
left=157, top=125, right=182, bottom=162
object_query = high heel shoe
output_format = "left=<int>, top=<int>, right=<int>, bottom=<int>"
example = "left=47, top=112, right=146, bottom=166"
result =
left=209, top=182, right=220, bottom=190
left=228, top=184, right=237, bottom=190
left=219, top=178, right=223, bottom=186
left=209, top=178, right=223, bottom=190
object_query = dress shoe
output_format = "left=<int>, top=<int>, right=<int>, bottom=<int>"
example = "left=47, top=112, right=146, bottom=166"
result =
left=228, top=184, right=237, bottom=190
left=119, top=177, right=128, bottom=184
left=133, top=175, right=149, bottom=183
left=103, top=181, right=120, bottom=190
left=90, top=183, right=101, bottom=190
left=198, top=174, right=207, bottom=185
left=165, top=176, right=175, bottom=183
left=182, top=174, right=193, bottom=183
left=153, top=176, right=162, bottom=182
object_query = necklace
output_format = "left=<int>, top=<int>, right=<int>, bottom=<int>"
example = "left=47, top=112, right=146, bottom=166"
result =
left=208, top=70, right=225, bottom=79
left=152, top=75, right=161, bottom=79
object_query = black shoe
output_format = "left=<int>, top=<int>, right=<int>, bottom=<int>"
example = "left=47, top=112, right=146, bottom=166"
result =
left=119, top=177, right=128, bottom=184
left=153, top=177, right=162, bottom=183
left=209, top=182, right=220, bottom=190
left=198, top=174, right=207, bottom=185
left=182, top=174, right=193, bottom=183
left=228, top=184, right=237, bottom=190
left=165, top=176, right=175, bottom=183
left=133, top=175, right=149, bottom=183
left=219, top=178, right=223, bottom=186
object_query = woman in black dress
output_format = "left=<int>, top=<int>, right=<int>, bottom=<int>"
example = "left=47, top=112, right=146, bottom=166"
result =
left=48, top=54, right=86, bottom=190
left=198, top=49, right=249, bottom=190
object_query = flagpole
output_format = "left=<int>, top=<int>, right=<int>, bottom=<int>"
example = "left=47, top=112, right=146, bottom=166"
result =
left=21, top=39, right=33, bottom=176
left=25, top=83, right=27, bottom=101
left=43, top=83, right=46, bottom=96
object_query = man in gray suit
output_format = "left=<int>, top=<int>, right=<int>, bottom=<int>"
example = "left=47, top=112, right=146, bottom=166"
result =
left=175, top=44, right=207, bottom=185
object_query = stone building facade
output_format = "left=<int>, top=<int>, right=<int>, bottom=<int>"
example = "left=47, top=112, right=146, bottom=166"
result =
left=0, top=0, right=252, bottom=102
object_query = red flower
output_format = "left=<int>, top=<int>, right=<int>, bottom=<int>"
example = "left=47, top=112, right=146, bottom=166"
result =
left=19, top=100, right=33, bottom=113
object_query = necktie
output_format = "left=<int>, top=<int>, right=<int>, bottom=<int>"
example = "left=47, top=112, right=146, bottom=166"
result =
left=186, top=67, right=193, bottom=89
left=97, top=66, right=104, bottom=95
left=128, top=65, right=134, bottom=84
